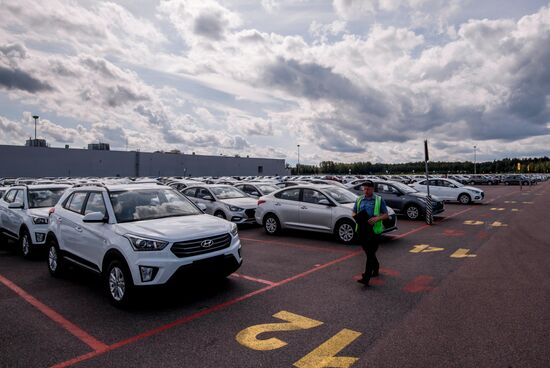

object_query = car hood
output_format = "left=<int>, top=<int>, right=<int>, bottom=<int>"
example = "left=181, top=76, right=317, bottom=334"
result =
left=29, top=208, right=51, bottom=218
left=408, top=192, right=443, bottom=202
left=114, top=214, right=232, bottom=242
left=462, top=186, right=483, bottom=192
left=219, top=197, right=257, bottom=209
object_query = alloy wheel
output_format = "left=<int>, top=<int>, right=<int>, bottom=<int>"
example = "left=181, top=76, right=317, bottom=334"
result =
left=265, top=217, right=278, bottom=234
left=338, top=223, right=354, bottom=242
left=109, top=267, right=126, bottom=302
left=48, top=246, right=57, bottom=272
left=406, top=206, right=419, bottom=220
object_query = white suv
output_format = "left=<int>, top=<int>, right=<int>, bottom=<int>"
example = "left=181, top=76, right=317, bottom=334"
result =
left=0, top=184, right=69, bottom=257
left=46, top=183, right=242, bottom=307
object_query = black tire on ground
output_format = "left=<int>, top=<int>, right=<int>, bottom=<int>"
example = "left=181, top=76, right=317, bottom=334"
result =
left=214, top=210, right=226, bottom=219
left=263, top=214, right=281, bottom=235
left=405, top=204, right=421, bottom=220
left=105, top=259, right=135, bottom=308
left=335, top=219, right=356, bottom=244
left=458, top=193, right=471, bottom=205
left=47, top=238, right=65, bottom=277
left=20, top=229, right=34, bottom=258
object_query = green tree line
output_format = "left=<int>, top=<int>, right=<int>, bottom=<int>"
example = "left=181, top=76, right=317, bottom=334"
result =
left=291, top=157, right=550, bottom=175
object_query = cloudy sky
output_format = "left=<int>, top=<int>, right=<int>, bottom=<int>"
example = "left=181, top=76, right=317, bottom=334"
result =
left=1, top=0, right=549, bottom=165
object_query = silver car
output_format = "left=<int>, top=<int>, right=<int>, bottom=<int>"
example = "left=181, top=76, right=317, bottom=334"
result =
left=255, top=185, right=397, bottom=244
left=233, top=182, right=280, bottom=199
left=182, top=185, right=258, bottom=224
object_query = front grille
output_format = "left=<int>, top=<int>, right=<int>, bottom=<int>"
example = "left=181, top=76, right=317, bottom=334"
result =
left=245, top=209, right=256, bottom=219
left=171, top=233, right=232, bottom=258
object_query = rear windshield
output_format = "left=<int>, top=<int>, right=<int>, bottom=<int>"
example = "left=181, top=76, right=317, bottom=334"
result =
left=210, top=186, right=247, bottom=199
left=28, top=188, right=67, bottom=208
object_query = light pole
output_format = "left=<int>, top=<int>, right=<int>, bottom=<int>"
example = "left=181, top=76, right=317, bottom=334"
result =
left=474, top=145, right=477, bottom=175
left=32, top=115, right=39, bottom=140
left=297, top=144, right=300, bottom=176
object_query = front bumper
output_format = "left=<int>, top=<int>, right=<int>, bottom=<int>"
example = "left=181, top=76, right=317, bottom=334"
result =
left=127, top=236, right=242, bottom=286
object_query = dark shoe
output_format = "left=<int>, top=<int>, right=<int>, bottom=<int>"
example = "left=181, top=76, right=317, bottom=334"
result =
left=372, top=269, right=379, bottom=277
left=356, top=278, right=370, bottom=286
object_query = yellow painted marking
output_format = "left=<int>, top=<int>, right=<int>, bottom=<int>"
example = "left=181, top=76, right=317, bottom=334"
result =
left=450, top=248, right=477, bottom=258
left=522, top=201, right=533, bottom=204
left=504, top=201, right=517, bottom=204
left=490, top=221, right=508, bottom=227
left=410, top=244, right=444, bottom=253
left=490, top=208, right=505, bottom=211
left=294, top=329, right=361, bottom=368
left=463, top=220, right=484, bottom=225
left=511, top=208, right=520, bottom=212
left=236, top=311, right=323, bottom=351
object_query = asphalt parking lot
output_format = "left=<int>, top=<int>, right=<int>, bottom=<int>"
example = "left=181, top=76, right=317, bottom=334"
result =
left=1, top=183, right=549, bottom=368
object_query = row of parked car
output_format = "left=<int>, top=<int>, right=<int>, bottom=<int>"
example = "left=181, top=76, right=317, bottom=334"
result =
left=1, top=171, right=537, bottom=307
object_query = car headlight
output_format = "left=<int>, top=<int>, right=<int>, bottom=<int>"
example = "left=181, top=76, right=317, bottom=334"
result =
left=32, top=216, right=49, bottom=225
left=228, top=205, right=244, bottom=212
left=230, top=224, right=238, bottom=238
left=126, top=235, right=168, bottom=251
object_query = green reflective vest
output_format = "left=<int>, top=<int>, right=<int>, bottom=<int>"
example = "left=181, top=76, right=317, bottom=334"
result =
left=355, top=195, right=384, bottom=234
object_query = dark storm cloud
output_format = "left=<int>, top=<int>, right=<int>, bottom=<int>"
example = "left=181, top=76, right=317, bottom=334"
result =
left=135, top=105, right=169, bottom=127
left=81, top=57, right=116, bottom=78
left=0, top=43, right=27, bottom=59
left=193, top=13, right=225, bottom=40
left=0, top=66, right=53, bottom=92
left=105, top=85, right=148, bottom=107
left=264, top=58, right=389, bottom=115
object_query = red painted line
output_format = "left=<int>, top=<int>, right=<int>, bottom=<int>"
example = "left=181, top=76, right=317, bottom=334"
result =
left=50, top=250, right=362, bottom=368
left=0, top=274, right=108, bottom=352
left=443, top=229, right=465, bottom=237
left=402, top=275, right=435, bottom=293
left=230, top=273, right=276, bottom=286
left=240, top=236, right=348, bottom=254
left=380, top=267, right=400, bottom=277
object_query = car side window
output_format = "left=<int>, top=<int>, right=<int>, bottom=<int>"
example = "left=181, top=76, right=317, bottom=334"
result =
left=418, top=180, right=427, bottom=185
left=67, top=192, right=88, bottom=214
left=440, top=180, right=452, bottom=187
left=3, top=189, right=18, bottom=203
left=13, top=190, right=25, bottom=204
left=196, top=188, right=211, bottom=199
left=302, top=189, right=328, bottom=204
left=275, top=188, right=300, bottom=201
left=376, top=184, right=397, bottom=194
left=84, top=192, right=107, bottom=216
left=182, top=188, right=197, bottom=198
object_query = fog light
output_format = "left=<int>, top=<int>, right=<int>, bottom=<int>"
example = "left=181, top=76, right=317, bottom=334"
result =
left=238, top=247, right=242, bottom=258
left=35, top=233, right=45, bottom=243
left=139, top=266, right=158, bottom=282
left=231, top=216, right=242, bottom=222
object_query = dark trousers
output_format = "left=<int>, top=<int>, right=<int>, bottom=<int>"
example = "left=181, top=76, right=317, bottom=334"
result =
left=361, top=234, right=379, bottom=280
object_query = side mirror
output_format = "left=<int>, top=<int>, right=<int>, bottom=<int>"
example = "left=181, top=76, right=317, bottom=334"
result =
left=318, top=199, right=332, bottom=206
left=82, top=212, right=108, bottom=223
left=203, top=195, right=214, bottom=201
left=197, top=203, right=207, bottom=211
left=8, top=202, right=24, bottom=209
left=251, top=191, right=260, bottom=197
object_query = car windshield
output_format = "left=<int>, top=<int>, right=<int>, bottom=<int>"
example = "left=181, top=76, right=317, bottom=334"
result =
left=109, top=189, right=201, bottom=223
left=257, top=185, right=279, bottom=194
left=446, top=178, right=464, bottom=187
left=390, top=182, right=417, bottom=194
left=28, top=188, right=67, bottom=208
left=210, top=186, right=247, bottom=199
left=323, top=186, right=357, bottom=204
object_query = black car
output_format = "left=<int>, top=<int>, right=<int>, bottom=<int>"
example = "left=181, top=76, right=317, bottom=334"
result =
left=502, top=175, right=531, bottom=185
left=345, top=180, right=445, bottom=220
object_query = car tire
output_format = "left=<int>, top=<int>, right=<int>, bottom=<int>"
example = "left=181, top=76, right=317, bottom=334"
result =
left=47, top=238, right=65, bottom=277
left=263, top=214, right=280, bottom=235
left=20, top=229, right=33, bottom=258
left=335, top=219, right=356, bottom=244
left=214, top=210, right=226, bottom=219
left=106, top=259, right=134, bottom=308
left=405, top=204, right=421, bottom=220
left=458, top=193, right=471, bottom=205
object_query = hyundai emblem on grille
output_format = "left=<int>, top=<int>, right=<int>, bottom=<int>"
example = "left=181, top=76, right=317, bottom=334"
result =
left=201, top=239, right=214, bottom=248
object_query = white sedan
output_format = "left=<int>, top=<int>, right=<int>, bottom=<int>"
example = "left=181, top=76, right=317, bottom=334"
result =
left=411, top=178, right=484, bottom=204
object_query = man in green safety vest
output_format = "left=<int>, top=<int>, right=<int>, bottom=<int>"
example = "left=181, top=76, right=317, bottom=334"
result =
left=352, top=180, right=389, bottom=287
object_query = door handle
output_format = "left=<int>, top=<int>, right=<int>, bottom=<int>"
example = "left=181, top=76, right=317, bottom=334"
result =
left=274, top=203, right=281, bottom=206
left=75, top=226, right=82, bottom=232
left=300, top=206, right=308, bottom=209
